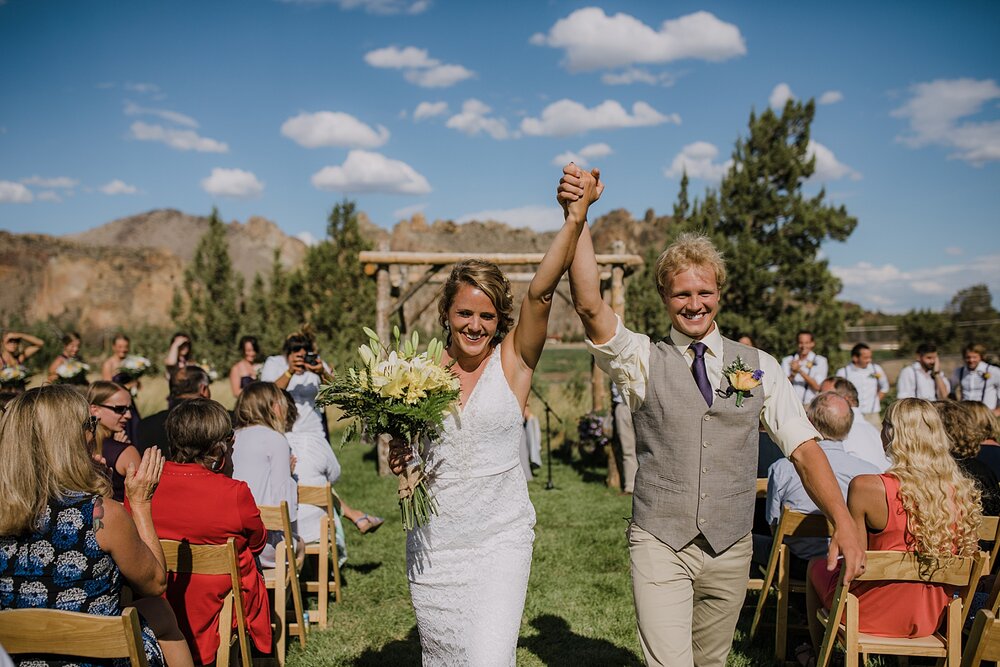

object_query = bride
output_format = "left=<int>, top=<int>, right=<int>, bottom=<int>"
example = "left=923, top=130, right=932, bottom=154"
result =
left=389, top=171, right=603, bottom=664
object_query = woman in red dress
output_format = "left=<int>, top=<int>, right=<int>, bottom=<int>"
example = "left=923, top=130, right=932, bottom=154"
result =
left=802, top=398, right=982, bottom=661
left=149, top=397, right=272, bottom=663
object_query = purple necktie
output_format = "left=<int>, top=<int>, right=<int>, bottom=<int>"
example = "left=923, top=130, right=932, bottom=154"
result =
left=690, top=342, right=713, bottom=407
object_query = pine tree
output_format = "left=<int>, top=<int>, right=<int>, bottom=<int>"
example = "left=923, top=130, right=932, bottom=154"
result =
left=676, top=100, right=857, bottom=354
left=172, top=208, right=243, bottom=367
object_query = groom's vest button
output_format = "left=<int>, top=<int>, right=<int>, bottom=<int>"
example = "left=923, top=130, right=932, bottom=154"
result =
left=701, top=467, right=708, bottom=474
left=701, top=493, right=708, bottom=499
left=702, top=441, right=709, bottom=448
left=703, top=414, right=711, bottom=421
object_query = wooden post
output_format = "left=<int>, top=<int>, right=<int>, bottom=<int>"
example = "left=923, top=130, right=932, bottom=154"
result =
left=375, top=244, right=391, bottom=476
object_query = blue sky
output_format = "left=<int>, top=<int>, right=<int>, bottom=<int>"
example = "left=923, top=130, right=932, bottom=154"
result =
left=1, top=0, right=998, bottom=313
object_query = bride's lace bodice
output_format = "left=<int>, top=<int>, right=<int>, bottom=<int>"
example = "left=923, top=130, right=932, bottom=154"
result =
left=424, top=347, right=523, bottom=480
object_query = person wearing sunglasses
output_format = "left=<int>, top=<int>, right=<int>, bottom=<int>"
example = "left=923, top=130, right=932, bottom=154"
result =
left=87, top=380, right=141, bottom=502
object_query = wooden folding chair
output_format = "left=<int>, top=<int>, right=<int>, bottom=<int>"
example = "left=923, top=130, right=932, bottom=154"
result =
left=258, top=500, right=307, bottom=666
left=160, top=537, right=252, bottom=666
left=298, top=483, right=343, bottom=629
left=963, top=609, right=1000, bottom=667
left=0, top=607, right=148, bottom=667
left=816, top=550, right=989, bottom=667
left=749, top=507, right=832, bottom=663
left=978, top=515, right=1000, bottom=574
left=756, top=477, right=768, bottom=499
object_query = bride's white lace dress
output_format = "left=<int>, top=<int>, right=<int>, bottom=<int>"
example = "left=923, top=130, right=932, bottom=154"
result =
left=407, top=347, right=536, bottom=665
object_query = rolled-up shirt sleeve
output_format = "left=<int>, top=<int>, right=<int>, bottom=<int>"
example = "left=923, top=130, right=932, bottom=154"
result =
left=758, top=350, right=821, bottom=458
left=584, top=316, right=651, bottom=412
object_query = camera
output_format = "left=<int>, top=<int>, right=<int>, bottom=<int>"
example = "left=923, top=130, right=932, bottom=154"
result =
left=304, top=352, right=319, bottom=365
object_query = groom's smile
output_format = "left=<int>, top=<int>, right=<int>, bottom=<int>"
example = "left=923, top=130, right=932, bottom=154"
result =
left=661, top=265, right=720, bottom=340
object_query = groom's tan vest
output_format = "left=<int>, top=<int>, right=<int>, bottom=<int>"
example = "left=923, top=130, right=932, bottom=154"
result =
left=631, top=337, right=765, bottom=553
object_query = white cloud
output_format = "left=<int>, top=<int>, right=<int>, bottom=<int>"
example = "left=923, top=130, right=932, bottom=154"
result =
left=945, top=246, right=963, bottom=256
left=552, top=142, right=613, bottom=167
left=832, top=253, right=1000, bottom=312
left=129, top=121, right=228, bottom=153
left=280, top=111, right=389, bottom=149
left=295, top=231, right=320, bottom=246
left=404, top=64, right=475, bottom=88
left=311, top=150, right=431, bottom=195
left=200, top=168, right=263, bottom=198
left=99, top=179, right=139, bottom=195
left=278, top=0, right=428, bottom=15
left=446, top=99, right=511, bottom=140
left=365, top=45, right=474, bottom=88
left=891, top=77, right=1000, bottom=166
left=20, top=176, right=78, bottom=189
left=664, top=141, right=732, bottom=182
left=364, top=46, right=438, bottom=69
left=0, top=181, right=33, bottom=203
left=601, top=68, right=676, bottom=86
left=531, top=8, right=746, bottom=72
left=521, top=99, right=677, bottom=137
left=769, top=83, right=795, bottom=109
left=124, top=101, right=198, bottom=128
left=458, top=205, right=564, bottom=232
left=393, top=202, right=427, bottom=219
left=414, top=101, right=449, bottom=121
left=808, top=140, right=861, bottom=182
left=818, top=90, right=843, bottom=105
left=37, top=191, right=62, bottom=202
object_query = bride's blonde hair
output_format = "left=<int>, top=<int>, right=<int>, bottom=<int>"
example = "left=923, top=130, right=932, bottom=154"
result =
left=884, top=398, right=981, bottom=562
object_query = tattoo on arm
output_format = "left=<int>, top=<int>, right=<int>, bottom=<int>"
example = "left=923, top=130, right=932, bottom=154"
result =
left=93, top=496, right=105, bottom=533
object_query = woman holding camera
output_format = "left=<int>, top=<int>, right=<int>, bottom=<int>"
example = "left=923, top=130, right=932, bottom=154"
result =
left=260, top=330, right=383, bottom=541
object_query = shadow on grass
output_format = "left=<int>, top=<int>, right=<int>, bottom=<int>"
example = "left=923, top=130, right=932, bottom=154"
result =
left=520, top=614, right=643, bottom=666
left=351, top=625, right=421, bottom=666
left=342, top=561, right=382, bottom=575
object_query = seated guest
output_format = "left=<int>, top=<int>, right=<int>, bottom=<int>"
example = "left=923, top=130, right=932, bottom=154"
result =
left=896, top=343, right=950, bottom=401
left=0, top=385, right=192, bottom=666
left=229, top=336, right=260, bottom=398
left=935, top=400, right=1000, bottom=516
left=46, top=331, right=87, bottom=385
left=805, top=398, right=982, bottom=653
left=232, top=381, right=302, bottom=568
left=137, top=366, right=212, bottom=459
left=819, top=377, right=890, bottom=471
left=758, top=393, right=879, bottom=577
left=150, top=398, right=272, bottom=664
left=261, top=331, right=383, bottom=538
left=87, top=381, right=141, bottom=503
left=969, top=400, right=1000, bottom=479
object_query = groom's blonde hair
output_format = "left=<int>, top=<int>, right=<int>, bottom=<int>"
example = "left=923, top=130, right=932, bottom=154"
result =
left=654, top=233, right=727, bottom=296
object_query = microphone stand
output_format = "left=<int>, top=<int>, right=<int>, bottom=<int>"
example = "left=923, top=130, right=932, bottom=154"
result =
left=530, top=385, right=561, bottom=490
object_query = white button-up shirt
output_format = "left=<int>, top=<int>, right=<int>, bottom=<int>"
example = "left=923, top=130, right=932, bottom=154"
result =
left=896, top=361, right=950, bottom=401
left=952, top=361, right=1000, bottom=409
left=835, top=363, right=889, bottom=414
left=780, top=351, right=828, bottom=404
left=586, top=318, right=820, bottom=458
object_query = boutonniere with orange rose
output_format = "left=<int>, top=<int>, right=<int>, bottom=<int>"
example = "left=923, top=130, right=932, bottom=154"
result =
left=870, top=371, right=882, bottom=380
left=722, top=357, right=764, bottom=408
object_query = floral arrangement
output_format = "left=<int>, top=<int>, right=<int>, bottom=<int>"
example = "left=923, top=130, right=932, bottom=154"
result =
left=55, top=358, right=90, bottom=383
left=317, top=326, right=460, bottom=530
left=0, top=365, right=29, bottom=387
left=116, top=355, right=154, bottom=381
left=722, top=356, right=764, bottom=408
left=198, top=360, right=219, bottom=382
left=577, top=411, right=610, bottom=451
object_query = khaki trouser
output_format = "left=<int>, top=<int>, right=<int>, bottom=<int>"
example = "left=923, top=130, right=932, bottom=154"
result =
left=862, top=412, right=882, bottom=430
left=614, top=402, right=638, bottom=493
left=629, top=523, right=752, bottom=667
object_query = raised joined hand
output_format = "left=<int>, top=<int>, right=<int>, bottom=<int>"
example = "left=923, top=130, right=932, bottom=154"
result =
left=557, top=163, right=604, bottom=221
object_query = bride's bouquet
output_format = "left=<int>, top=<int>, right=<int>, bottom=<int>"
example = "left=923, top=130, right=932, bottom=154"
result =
left=55, top=358, right=90, bottom=383
left=116, top=355, right=154, bottom=381
left=317, top=326, right=460, bottom=530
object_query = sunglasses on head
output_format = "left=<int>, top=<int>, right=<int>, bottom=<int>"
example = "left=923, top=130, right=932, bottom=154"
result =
left=97, top=403, right=131, bottom=415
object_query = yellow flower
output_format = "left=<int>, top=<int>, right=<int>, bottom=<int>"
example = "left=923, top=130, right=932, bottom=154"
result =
left=729, top=370, right=762, bottom=392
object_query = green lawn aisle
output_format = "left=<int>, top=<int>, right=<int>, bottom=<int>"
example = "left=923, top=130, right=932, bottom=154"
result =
left=286, top=438, right=779, bottom=665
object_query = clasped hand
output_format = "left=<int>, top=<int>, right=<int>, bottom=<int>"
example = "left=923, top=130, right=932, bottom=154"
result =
left=384, top=434, right=413, bottom=475
left=556, top=163, right=604, bottom=221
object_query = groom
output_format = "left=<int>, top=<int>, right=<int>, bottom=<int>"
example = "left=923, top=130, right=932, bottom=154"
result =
left=558, top=165, right=864, bottom=667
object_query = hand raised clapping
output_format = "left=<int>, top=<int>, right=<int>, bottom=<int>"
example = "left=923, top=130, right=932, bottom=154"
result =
left=125, top=447, right=164, bottom=506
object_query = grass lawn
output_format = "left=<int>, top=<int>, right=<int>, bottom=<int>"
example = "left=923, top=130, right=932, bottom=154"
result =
left=285, top=438, right=784, bottom=666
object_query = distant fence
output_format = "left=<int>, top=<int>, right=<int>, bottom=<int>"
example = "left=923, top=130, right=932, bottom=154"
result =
left=841, top=319, right=1000, bottom=351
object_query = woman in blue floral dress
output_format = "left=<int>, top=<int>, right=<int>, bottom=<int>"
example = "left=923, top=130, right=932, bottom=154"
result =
left=0, top=385, right=189, bottom=666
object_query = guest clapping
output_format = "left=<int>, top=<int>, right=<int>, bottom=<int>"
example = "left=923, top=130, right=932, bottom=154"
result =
left=229, top=335, right=260, bottom=398
left=149, top=398, right=272, bottom=663
left=0, top=385, right=191, bottom=667
left=87, top=381, right=141, bottom=503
